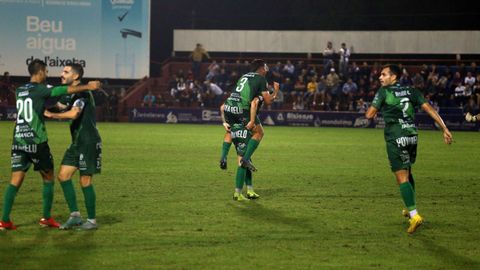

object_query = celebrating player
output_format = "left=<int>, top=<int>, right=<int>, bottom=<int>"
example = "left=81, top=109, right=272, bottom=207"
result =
left=221, top=59, right=279, bottom=200
left=365, top=64, right=452, bottom=234
left=0, top=59, right=101, bottom=230
left=44, top=64, right=102, bottom=230
left=221, top=59, right=279, bottom=173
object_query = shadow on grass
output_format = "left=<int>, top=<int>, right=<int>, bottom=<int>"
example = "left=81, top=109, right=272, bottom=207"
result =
left=0, top=229, right=96, bottom=269
left=232, top=201, right=316, bottom=233
left=416, top=236, right=480, bottom=269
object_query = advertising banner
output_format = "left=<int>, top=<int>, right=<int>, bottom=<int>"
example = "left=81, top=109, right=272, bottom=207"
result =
left=129, top=108, right=479, bottom=131
left=0, top=0, right=150, bottom=79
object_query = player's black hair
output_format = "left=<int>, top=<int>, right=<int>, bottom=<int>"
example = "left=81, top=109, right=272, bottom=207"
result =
left=250, top=59, right=266, bottom=72
left=28, top=59, right=47, bottom=76
left=67, top=63, right=84, bottom=80
left=383, top=64, right=401, bottom=78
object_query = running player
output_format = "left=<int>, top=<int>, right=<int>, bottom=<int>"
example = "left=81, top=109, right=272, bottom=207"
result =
left=365, top=64, right=453, bottom=234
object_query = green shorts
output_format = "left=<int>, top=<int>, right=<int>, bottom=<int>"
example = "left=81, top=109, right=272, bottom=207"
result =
left=223, top=104, right=261, bottom=126
left=11, top=142, right=54, bottom=172
left=386, top=136, right=418, bottom=172
left=61, top=142, right=102, bottom=175
left=230, top=124, right=252, bottom=156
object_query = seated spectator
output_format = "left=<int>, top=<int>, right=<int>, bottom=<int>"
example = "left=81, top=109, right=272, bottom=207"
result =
left=206, top=60, right=220, bottom=81
left=292, top=95, right=305, bottom=110
left=292, top=75, right=306, bottom=101
left=142, top=90, right=156, bottom=107
left=272, top=88, right=284, bottom=110
left=341, top=78, right=358, bottom=111
left=399, top=70, right=412, bottom=86
left=283, top=60, right=295, bottom=79
left=305, top=75, right=318, bottom=107
left=156, top=93, right=167, bottom=108
left=206, top=80, right=223, bottom=108
left=281, top=77, right=294, bottom=103
left=356, top=98, right=368, bottom=113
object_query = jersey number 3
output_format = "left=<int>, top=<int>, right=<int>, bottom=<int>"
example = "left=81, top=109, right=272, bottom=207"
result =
left=235, top=77, right=248, bottom=92
left=16, top=98, right=33, bottom=123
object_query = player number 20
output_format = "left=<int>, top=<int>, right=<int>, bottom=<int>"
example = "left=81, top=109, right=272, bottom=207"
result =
left=16, top=98, right=33, bottom=123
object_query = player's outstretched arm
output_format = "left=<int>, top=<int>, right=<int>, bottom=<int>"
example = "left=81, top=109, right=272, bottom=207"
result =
left=262, top=82, right=280, bottom=105
left=44, top=106, right=82, bottom=120
left=421, top=102, right=453, bottom=144
left=246, top=98, right=259, bottom=130
left=67, top=81, right=101, bottom=94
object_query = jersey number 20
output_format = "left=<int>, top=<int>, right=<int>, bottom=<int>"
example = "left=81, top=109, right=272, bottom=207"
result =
left=16, top=98, right=33, bottom=123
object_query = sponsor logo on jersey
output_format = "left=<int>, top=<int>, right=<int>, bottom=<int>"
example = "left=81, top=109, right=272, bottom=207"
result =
left=396, top=136, right=417, bottom=147
left=18, top=91, right=29, bottom=97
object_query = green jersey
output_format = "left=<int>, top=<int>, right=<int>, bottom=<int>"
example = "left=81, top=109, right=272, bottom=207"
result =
left=225, top=72, right=267, bottom=111
left=372, top=83, right=426, bottom=140
left=13, top=83, right=68, bottom=146
left=60, top=91, right=101, bottom=145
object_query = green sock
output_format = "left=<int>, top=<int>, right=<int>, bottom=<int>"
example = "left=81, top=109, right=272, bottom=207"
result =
left=42, top=181, right=54, bottom=219
left=399, top=182, right=416, bottom=211
left=60, top=180, right=79, bottom=213
left=2, top=184, right=18, bottom=222
left=82, top=185, right=96, bottom=219
left=243, top=139, right=260, bottom=161
left=245, top=169, right=252, bottom=186
left=408, top=172, right=415, bottom=191
left=221, top=142, right=232, bottom=160
left=235, top=166, right=247, bottom=190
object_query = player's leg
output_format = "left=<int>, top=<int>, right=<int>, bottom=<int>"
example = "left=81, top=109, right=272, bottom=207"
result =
left=34, top=143, right=60, bottom=228
left=57, top=165, right=83, bottom=229
left=233, top=155, right=248, bottom=201
left=240, top=118, right=263, bottom=171
left=38, top=169, right=60, bottom=228
left=388, top=139, right=423, bottom=233
left=78, top=175, right=97, bottom=230
left=77, top=142, right=101, bottom=230
left=0, top=171, right=26, bottom=230
left=245, top=168, right=260, bottom=199
left=58, top=144, right=83, bottom=229
left=1, top=149, right=31, bottom=230
left=220, top=132, right=232, bottom=170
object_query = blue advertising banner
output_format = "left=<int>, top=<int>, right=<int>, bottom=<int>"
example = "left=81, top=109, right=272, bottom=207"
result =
left=129, top=108, right=480, bottom=131
left=0, top=0, right=150, bottom=79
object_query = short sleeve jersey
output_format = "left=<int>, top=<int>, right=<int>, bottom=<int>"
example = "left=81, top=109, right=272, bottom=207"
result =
left=60, top=91, right=101, bottom=145
left=13, top=83, right=68, bottom=146
left=372, top=83, right=426, bottom=140
left=225, top=72, right=267, bottom=111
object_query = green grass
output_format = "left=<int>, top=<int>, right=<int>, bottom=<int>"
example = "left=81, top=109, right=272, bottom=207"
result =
left=0, top=122, right=479, bottom=269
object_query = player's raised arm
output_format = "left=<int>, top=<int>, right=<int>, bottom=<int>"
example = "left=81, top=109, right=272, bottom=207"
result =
left=261, top=81, right=280, bottom=105
left=50, top=81, right=101, bottom=97
left=421, top=102, right=453, bottom=144
left=246, top=97, right=260, bottom=130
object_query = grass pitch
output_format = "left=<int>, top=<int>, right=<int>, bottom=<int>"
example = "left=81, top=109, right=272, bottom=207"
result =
left=0, top=122, right=479, bottom=269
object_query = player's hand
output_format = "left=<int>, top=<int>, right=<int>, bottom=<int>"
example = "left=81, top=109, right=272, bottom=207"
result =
left=44, top=110, right=53, bottom=118
left=443, top=129, right=453, bottom=145
left=246, top=121, right=255, bottom=130
left=87, top=80, right=102, bottom=90
left=222, top=122, right=231, bottom=132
